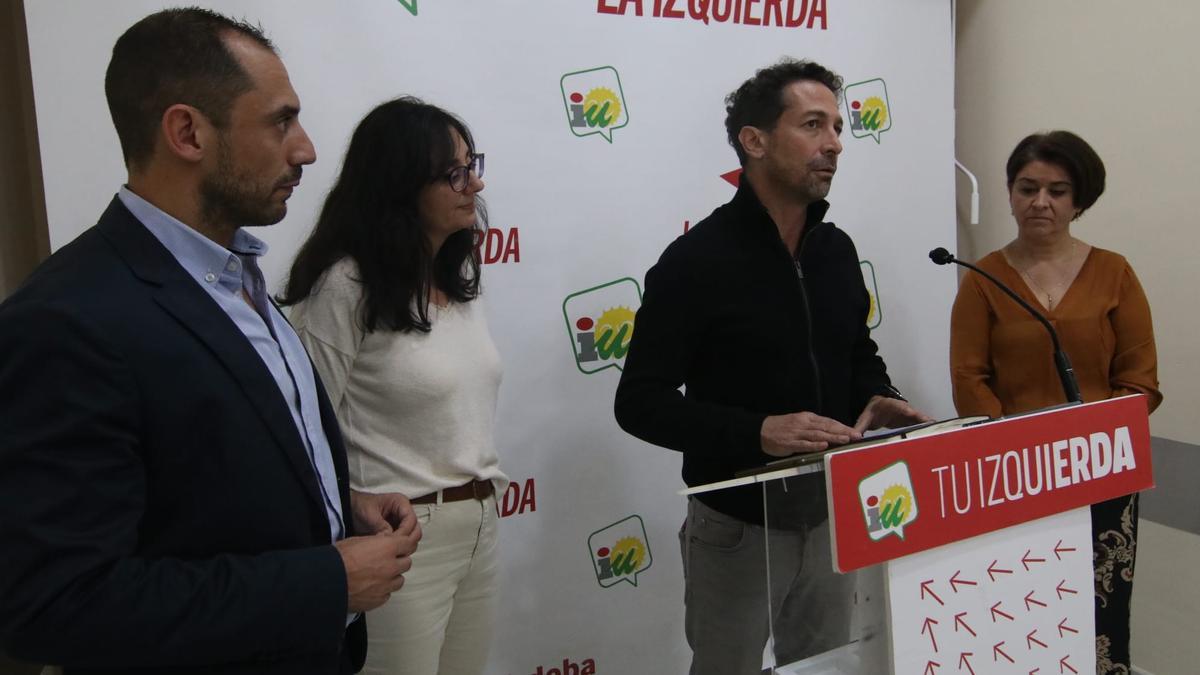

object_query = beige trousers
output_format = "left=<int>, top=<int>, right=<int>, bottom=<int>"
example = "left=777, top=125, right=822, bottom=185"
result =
left=361, top=496, right=499, bottom=675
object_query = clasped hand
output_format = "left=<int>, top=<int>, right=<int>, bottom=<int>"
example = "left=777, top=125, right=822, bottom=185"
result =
left=335, top=490, right=423, bottom=613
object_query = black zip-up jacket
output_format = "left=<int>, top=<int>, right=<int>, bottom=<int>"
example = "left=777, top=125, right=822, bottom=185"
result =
left=615, top=179, right=894, bottom=527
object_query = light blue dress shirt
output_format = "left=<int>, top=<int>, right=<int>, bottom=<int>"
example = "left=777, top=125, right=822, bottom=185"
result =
left=118, top=187, right=346, bottom=543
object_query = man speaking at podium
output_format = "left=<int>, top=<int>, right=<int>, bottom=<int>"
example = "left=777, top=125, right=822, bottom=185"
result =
left=615, top=59, right=929, bottom=674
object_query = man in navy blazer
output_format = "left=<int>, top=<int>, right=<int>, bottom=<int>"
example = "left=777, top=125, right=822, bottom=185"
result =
left=0, top=9, right=419, bottom=674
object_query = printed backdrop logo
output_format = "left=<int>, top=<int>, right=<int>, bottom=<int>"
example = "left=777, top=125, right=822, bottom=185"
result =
left=560, top=66, right=629, bottom=143
left=497, top=478, right=536, bottom=518
left=473, top=227, right=520, bottom=265
left=596, top=0, right=829, bottom=30
left=858, top=461, right=918, bottom=541
left=528, top=657, right=596, bottom=675
left=860, top=260, right=881, bottom=329
left=395, top=0, right=417, bottom=16
left=587, top=515, right=652, bottom=588
left=845, top=78, right=892, bottom=144
left=562, top=277, right=641, bottom=374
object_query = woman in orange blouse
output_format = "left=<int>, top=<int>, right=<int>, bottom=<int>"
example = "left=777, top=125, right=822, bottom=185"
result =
left=950, top=130, right=1161, bottom=675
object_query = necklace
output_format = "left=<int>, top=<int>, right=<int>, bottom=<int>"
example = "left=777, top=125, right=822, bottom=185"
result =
left=1011, top=240, right=1080, bottom=311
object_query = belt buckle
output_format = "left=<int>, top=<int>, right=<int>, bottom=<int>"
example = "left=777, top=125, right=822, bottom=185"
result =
left=471, top=480, right=484, bottom=500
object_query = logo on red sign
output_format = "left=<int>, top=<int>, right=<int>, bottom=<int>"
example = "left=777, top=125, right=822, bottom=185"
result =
left=825, top=396, right=1152, bottom=572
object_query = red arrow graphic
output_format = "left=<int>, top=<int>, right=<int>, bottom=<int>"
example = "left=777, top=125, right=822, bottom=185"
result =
left=1027, top=629, right=1049, bottom=649
left=990, top=601, right=1015, bottom=622
left=987, top=559, right=1013, bottom=582
left=1054, top=539, right=1078, bottom=560
left=720, top=169, right=743, bottom=187
left=954, top=611, right=976, bottom=637
left=924, top=660, right=941, bottom=675
left=949, top=570, right=978, bottom=592
left=921, top=579, right=945, bottom=606
left=1056, top=580, right=1078, bottom=599
left=1025, top=590, right=1048, bottom=610
left=1057, top=618, right=1079, bottom=637
left=1060, top=655, right=1078, bottom=674
left=993, top=641, right=1015, bottom=663
left=922, top=617, right=940, bottom=653
left=1022, top=549, right=1046, bottom=571
left=958, top=652, right=975, bottom=675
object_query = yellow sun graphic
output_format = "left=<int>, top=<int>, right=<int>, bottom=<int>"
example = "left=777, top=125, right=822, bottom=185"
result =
left=879, top=483, right=913, bottom=522
left=583, top=87, right=622, bottom=127
left=595, top=306, right=635, bottom=348
left=610, top=536, right=646, bottom=571
left=862, top=96, right=888, bottom=126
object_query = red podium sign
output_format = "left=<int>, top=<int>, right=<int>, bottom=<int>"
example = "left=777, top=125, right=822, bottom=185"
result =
left=825, top=395, right=1153, bottom=572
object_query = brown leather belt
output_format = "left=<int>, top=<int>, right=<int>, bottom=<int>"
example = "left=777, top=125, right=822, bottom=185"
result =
left=411, top=479, right=494, bottom=505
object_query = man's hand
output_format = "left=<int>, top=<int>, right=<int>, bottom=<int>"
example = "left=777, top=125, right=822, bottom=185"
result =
left=350, top=490, right=416, bottom=535
left=335, top=525, right=422, bottom=613
left=853, top=395, right=935, bottom=434
left=761, top=412, right=861, bottom=457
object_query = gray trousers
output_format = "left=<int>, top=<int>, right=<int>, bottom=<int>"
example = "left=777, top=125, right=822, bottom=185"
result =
left=680, top=497, right=853, bottom=675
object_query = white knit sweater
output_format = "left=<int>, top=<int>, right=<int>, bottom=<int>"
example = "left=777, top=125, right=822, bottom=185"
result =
left=290, top=257, right=507, bottom=499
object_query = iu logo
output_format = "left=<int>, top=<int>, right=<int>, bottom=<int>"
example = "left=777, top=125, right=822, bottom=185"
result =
left=562, top=277, right=641, bottom=375
left=560, top=66, right=630, bottom=143
left=587, top=515, right=653, bottom=588
left=858, top=461, right=918, bottom=541
left=844, top=78, right=893, bottom=144
left=861, top=260, right=882, bottom=329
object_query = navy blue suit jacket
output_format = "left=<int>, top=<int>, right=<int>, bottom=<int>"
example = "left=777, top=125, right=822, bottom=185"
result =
left=0, top=198, right=366, bottom=674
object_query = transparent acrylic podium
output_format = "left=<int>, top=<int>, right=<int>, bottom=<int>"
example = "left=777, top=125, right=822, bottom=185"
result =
left=683, top=462, right=888, bottom=675
left=683, top=396, right=1155, bottom=675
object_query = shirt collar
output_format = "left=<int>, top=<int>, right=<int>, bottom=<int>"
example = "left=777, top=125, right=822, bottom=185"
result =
left=733, top=175, right=831, bottom=225
left=118, top=186, right=269, bottom=292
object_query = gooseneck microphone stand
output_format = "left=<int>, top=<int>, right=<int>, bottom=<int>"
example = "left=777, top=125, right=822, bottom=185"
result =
left=930, top=247, right=1082, bottom=405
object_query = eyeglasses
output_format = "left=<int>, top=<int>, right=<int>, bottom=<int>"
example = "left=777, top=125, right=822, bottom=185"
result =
left=446, top=153, right=485, bottom=193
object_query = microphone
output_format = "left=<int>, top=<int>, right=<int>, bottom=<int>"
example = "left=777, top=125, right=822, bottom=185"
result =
left=930, top=247, right=1082, bottom=405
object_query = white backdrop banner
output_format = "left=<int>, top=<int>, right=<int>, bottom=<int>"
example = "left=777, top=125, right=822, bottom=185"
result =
left=24, top=1, right=957, bottom=672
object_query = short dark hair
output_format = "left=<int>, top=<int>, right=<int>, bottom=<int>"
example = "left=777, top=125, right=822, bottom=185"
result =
left=1006, top=130, right=1106, bottom=218
left=104, top=7, right=274, bottom=169
left=279, top=97, right=483, bottom=333
left=724, top=58, right=843, bottom=165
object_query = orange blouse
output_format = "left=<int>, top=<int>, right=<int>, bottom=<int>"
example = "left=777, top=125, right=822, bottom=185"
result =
left=950, top=247, right=1161, bottom=417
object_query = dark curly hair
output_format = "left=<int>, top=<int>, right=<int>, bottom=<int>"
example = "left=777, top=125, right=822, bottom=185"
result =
left=724, top=58, right=843, bottom=165
left=1006, top=130, right=1106, bottom=219
left=278, top=97, right=483, bottom=333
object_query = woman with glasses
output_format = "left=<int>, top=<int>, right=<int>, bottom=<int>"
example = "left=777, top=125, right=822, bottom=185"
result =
left=280, top=96, right=505, bottom=675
